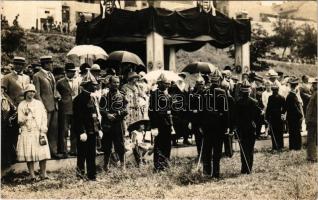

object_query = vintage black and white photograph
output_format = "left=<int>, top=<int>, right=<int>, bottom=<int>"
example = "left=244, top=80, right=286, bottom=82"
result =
left=0, top=0, right=317, bottom=199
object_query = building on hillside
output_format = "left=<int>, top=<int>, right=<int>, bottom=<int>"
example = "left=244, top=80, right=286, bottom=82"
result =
left=1, top=0, right=100, bottom=31
left=1, top=0, right=196, bottom=30
left=1, top=1, right=63, bottom=30
left=273, top=1, right=317, bottom=22
left=215, top=1, right=276, bottom=22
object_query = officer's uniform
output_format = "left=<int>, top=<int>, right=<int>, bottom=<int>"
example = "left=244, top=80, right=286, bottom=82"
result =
left=188, top=85, right=205, bottom=155
left=201, top=70, right=229, bottom=178
left=235, top=80, right=262, bottom=174
left=148, top=75, right=173, bottom=171
left=266, top=84, right=286, bottom=150
left=100, top=86, right=128, bottom=170
left=286, top=78, right=303, bottom=150
left=73, top=73, right=101, bottom=180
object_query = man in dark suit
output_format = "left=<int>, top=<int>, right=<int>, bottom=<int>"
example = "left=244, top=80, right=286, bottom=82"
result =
left=56, top=63, right=80, bottom=157
left=33, top=56, right=61, bottom=158
left=266, top=83, right=286, bottom=151
left=100, top=76, right=128, bottom=171
left=2, top=57, right=30, bottom=106
left=201, top=70, right=229, bottom=178
left=235, top=80, right=262, bottom=174
left=73, top=72, right=102, bottom=181
left=148, top=74, right=173, bottom=172
left=285, top=77, right=303, bottom=150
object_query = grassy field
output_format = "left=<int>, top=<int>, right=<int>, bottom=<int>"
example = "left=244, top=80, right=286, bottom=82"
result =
left=259, top=60, right=317, bottom=78
left=1, top=149, right=317, bottom=199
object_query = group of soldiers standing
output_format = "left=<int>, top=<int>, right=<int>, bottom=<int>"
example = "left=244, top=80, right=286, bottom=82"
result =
left=1, top=56, right=317, bottom=181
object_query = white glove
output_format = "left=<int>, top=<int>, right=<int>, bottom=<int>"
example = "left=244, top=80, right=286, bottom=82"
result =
left=98, top=130, right=103, bottom=139
left=171, top=126, right=176, bottom=135
left=80, top=133, right=87, bottom=142
left=188, top=122, right=192, bottom=130
left=281, top=114, right=286, bottom=121
left=151, top=128, right=158, bottom=137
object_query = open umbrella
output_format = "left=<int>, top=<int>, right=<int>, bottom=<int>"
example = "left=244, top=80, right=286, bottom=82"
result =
left=67, top=45, right=108, bottom=60
left=107, top=51, right=145, bottom=67
left=182, top=62, right=217, bottom=74
left=127, top=120, right=151, bottom=132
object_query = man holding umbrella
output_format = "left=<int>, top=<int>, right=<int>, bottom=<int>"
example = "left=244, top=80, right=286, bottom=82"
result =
left=148, top=74, right=173, bottom=172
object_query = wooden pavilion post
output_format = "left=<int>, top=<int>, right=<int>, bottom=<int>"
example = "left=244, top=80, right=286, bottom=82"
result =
left=168, top=47, right=176, bottom=72
left=235, top=11, right=250, bottom=76
left=146, top=32, right=164, bottom=71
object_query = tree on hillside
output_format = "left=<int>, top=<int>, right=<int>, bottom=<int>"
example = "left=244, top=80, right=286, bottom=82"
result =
left=296, top=24, right=317, bottom=59
left=271, top=18, right=297, bottom=57
left=1, top=18, right=26, bottom=60
left=250, top=23, right=272, bottom=70
left=228, top=23, right=272, bottom=71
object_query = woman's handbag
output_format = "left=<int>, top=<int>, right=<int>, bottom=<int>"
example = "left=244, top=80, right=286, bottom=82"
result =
left=39, top=134, right=47, bottom=146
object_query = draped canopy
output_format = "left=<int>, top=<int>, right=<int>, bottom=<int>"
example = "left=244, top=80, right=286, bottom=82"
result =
left=76, top=6, right=251, bottom=61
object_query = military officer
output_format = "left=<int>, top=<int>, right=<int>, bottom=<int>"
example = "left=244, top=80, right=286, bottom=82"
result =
left=285, top=77, right=303, bottom=150
left=266, top=83, right=286, bottom=151
left=73, top=72, right=102, bottom=181
left=148, top=74, right=173, bottom=172
left=201, top=70, right=229, bottom=178
left=235, top=80, right=262, bottom=174
left=188, top=74, right=206, bottom=155
left=100, top=76, right=128, bottom=171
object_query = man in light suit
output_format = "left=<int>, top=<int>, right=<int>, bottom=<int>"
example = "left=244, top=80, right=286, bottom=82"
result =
left=56, top=63, right=81, bottom=157
left=2, top=57, right=30, bottom=106
left=33, top=56, right=61, bottom=158
left=2, top=56, right=30, bottom=163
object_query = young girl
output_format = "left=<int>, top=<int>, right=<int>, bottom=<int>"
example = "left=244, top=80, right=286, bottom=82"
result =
left=130, top=123, right=153, bottom=166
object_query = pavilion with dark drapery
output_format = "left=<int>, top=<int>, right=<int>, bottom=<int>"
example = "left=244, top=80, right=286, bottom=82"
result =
left=75, top=1, right=251, bottom=73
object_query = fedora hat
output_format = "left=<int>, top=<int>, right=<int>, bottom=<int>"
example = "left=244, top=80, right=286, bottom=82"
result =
left=288, top=77, right=299, bottom=84
left=65, top=63, right=76, bottom=71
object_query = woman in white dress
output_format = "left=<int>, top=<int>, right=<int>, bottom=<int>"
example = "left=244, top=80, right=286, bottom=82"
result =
left=16, top=84, right=51, bottom=180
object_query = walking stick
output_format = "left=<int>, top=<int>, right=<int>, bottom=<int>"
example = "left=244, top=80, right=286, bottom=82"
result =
left=196, top=137, right=204, bottom=171
left=233, top=130, right=251, bottom=174
left=268, top=122, right=278, bottom=150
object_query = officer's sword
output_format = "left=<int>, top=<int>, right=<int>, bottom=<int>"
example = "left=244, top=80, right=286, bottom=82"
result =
left=233, top=130, right=251, bottom=174
left=196, top=137, right=204, bottom=171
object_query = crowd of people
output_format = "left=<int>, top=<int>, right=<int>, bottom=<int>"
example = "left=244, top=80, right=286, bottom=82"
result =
left=1, top=56, right=317, bottom=181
